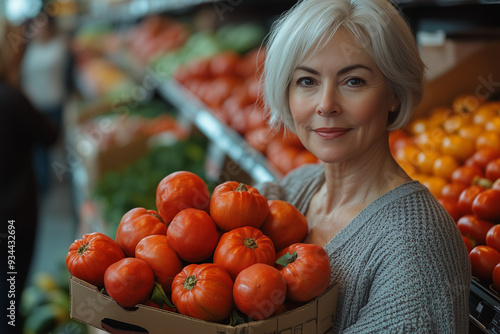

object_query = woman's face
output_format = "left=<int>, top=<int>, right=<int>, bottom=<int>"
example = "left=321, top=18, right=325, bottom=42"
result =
left=288, top=29, right=397, bottom=164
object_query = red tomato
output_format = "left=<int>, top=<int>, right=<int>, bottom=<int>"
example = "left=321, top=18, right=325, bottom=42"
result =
left=457, top=185, right=485, bottom=216
left=486, top=225, right=500, bottom=253
left=466, top=148, right=500, bottom=171
left=493, top=179, right=500, bottom=191
left=260, top=200, right=308, bottom=252
left=115, top=207, right=167, bottom=257
left=233, top=263, right=287, bottom=320
left=437, top=197, right=461, bottom=222
left=209, top=51, right=241, bottom=77
left=213, top=226, right=276, bottom=281
left=451, top=165, right=483, bottom=186
left=469, top=245, right=500, bottom=283
left=156, top=171, right=210, bottom=224
left=171, top=263, right=233, bottom=322
left=486, top=158, right=500, bottom=181
left=210, top=181, right=269, bottom=232
left=167, top=208, right=219, bottom=263
left=493, top=263, right=500, bottom=292
left=457, top=214, right=495, bottom=245
left=276, top=243, right=331, bottom=302
left=104, top=258, right=155, bottom=308
left=440, top=182, right=468, bottom=201
left=135, top=235, right=183, bottom=294
left=66, top=232, right=125, bottom=288
left=462, top=235, right=474, bottom=254
left=472, top=189, right=500, bottom=223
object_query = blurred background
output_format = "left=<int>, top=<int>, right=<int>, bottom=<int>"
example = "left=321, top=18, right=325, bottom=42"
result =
left=1, top=0, right=500, bottom=333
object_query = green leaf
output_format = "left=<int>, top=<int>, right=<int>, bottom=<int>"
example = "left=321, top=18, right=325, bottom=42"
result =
left=150, top=282, right=176, bottom=309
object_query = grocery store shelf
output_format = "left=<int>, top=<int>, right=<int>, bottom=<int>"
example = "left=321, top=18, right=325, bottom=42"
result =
left=156, top=78, right=281, bottom=184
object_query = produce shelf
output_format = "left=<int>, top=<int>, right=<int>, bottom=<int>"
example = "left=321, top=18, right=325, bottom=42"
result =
left=156, top=77, right=281, bottom=184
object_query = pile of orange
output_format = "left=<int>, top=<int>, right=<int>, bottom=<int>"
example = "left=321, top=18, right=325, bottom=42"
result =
left=391, top=94, right=500, bottom=202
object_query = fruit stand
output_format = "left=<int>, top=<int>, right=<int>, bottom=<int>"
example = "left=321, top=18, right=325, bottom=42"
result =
left=55, top=0, right=500, bottom=333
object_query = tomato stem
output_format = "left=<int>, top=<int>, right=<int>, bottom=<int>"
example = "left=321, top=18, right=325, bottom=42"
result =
left=77, top=243, right=89, bottom=255
left=183, top=275, right=197, bottom=291
left=236, top=183, right=248, bottom=192
left=243, top=238, right=258, bottom=249
left=275, top=252, right=298, bottom=267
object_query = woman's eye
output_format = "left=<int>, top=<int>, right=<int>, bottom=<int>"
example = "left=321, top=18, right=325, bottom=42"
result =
left=346, top=78, right=365, bottom=86
left=297, top=77, right=315, bottom=87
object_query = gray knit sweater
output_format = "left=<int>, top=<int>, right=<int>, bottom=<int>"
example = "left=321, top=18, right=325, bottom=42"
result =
left=257, top=164, right=471, bottom=333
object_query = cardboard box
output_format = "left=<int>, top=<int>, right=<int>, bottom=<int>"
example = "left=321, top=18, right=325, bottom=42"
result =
left=69, top=276, right=338, bottom=334
left=413, top=40, right=500, bottom=119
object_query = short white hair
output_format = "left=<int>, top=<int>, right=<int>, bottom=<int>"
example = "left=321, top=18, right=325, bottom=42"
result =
left=263, top=0, right=425, bottom=132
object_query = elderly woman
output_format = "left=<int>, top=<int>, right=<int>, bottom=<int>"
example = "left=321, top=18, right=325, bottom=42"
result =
left=258, top=0, right=471, bottom=332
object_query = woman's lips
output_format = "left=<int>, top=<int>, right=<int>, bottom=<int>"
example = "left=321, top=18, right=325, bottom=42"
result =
left=313, top=127, right=351, bottom=139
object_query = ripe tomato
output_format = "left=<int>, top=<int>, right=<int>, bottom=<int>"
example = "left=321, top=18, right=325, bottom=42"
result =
left=104, top=258, right=155, bottom=308
left=493, top=263, right=500, bottom=292
left=486, top=225, right=500, bottom=253
left=450, top=165, right=483, bottom=186
left=209, top=181, right=269, bottom=232
left=469, top=245, right=500, bottom=283
left=156, top=171, right=210, bottom=224
left=457, top=214, right=495, bottom=245
left=457, top=185, right=485, bottom=216
left=437, top=197, right=461, bottom=222
left=135, top=235, right=183, bottom=294
left=171, top=263, right=233, bottom=322
left=462, top=235, right=474, bottom=254
left=115, top=207, right=167, bottom=257
left=276, top=243, right=331, bottom=302
left=66, top=232, right=125, bottom=288
left=233, top=263, right=287, bottom=320
left=167, top=208, right=219, bottom=263
left=472, top=189, right=500, bottom=223
left=440, top=182, right=468, bottom=201
left=486, top=158, right=500, bottom=181
left=213, top=226, right=276, bottom=280
left=441, top=134, right=475, bottom=162
left=260, top=200, right=309, bottom=252
left=466, top=148, right=500, bottom=171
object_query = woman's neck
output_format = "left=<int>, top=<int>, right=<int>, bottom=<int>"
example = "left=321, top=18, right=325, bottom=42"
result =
left=321, top=137, right=411, bottom=212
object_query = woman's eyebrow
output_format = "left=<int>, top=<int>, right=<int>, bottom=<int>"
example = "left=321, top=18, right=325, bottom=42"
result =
left=294, top=64, right=372, bottom=75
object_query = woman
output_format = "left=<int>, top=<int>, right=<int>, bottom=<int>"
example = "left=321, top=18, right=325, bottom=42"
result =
left=258, top=0, right=470, bottom=332
left=0, top=18, right=59, bottom=334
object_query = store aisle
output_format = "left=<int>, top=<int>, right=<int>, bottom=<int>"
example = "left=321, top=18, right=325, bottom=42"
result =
left=27, top=143, right=77, bottom=286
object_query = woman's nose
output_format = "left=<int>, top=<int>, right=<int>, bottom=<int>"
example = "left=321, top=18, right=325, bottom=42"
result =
left=316, top=84, right=341, bottom=116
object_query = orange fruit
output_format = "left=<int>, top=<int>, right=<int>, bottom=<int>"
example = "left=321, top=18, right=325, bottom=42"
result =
left=421, top=176, right=447, bottom=199
left=414, top=128, right=446, bottom=153
left=476, top=131, right=500, bottom=151
left=473, top=103, right=499, bottom=126
left=394, top=144, right=421, bottom=170
left=485, top=116, right=500, bottom=133
left=442, top=114, right=471, bottom=134
left=408, top=117, right=428, bottom=136
left=426, top=106, right=452, bottom=129
left=440, top=134, right=475, bottom=162
left=458, top=124, right=484, bottom=142
left=433, top=155, right=460, bottom=181
left=452, top=93, right=483, bottom=115
left=415, top=150, right=440, bottom=175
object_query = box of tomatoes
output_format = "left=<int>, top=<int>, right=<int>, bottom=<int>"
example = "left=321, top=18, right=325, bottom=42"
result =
left=69, top=276, right=338, bottom=334
left=68, top=172, right=339, bottom=334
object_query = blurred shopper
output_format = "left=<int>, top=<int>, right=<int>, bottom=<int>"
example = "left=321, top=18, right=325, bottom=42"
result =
left=0, top=18, right=59, bottom=334
left=20, top=9, right=71, bottom=195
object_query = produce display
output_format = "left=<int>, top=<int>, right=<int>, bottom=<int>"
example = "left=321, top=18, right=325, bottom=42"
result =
left=391, top=94, right=500, bottom=294
left=66, top=170, right=332, bottom=327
